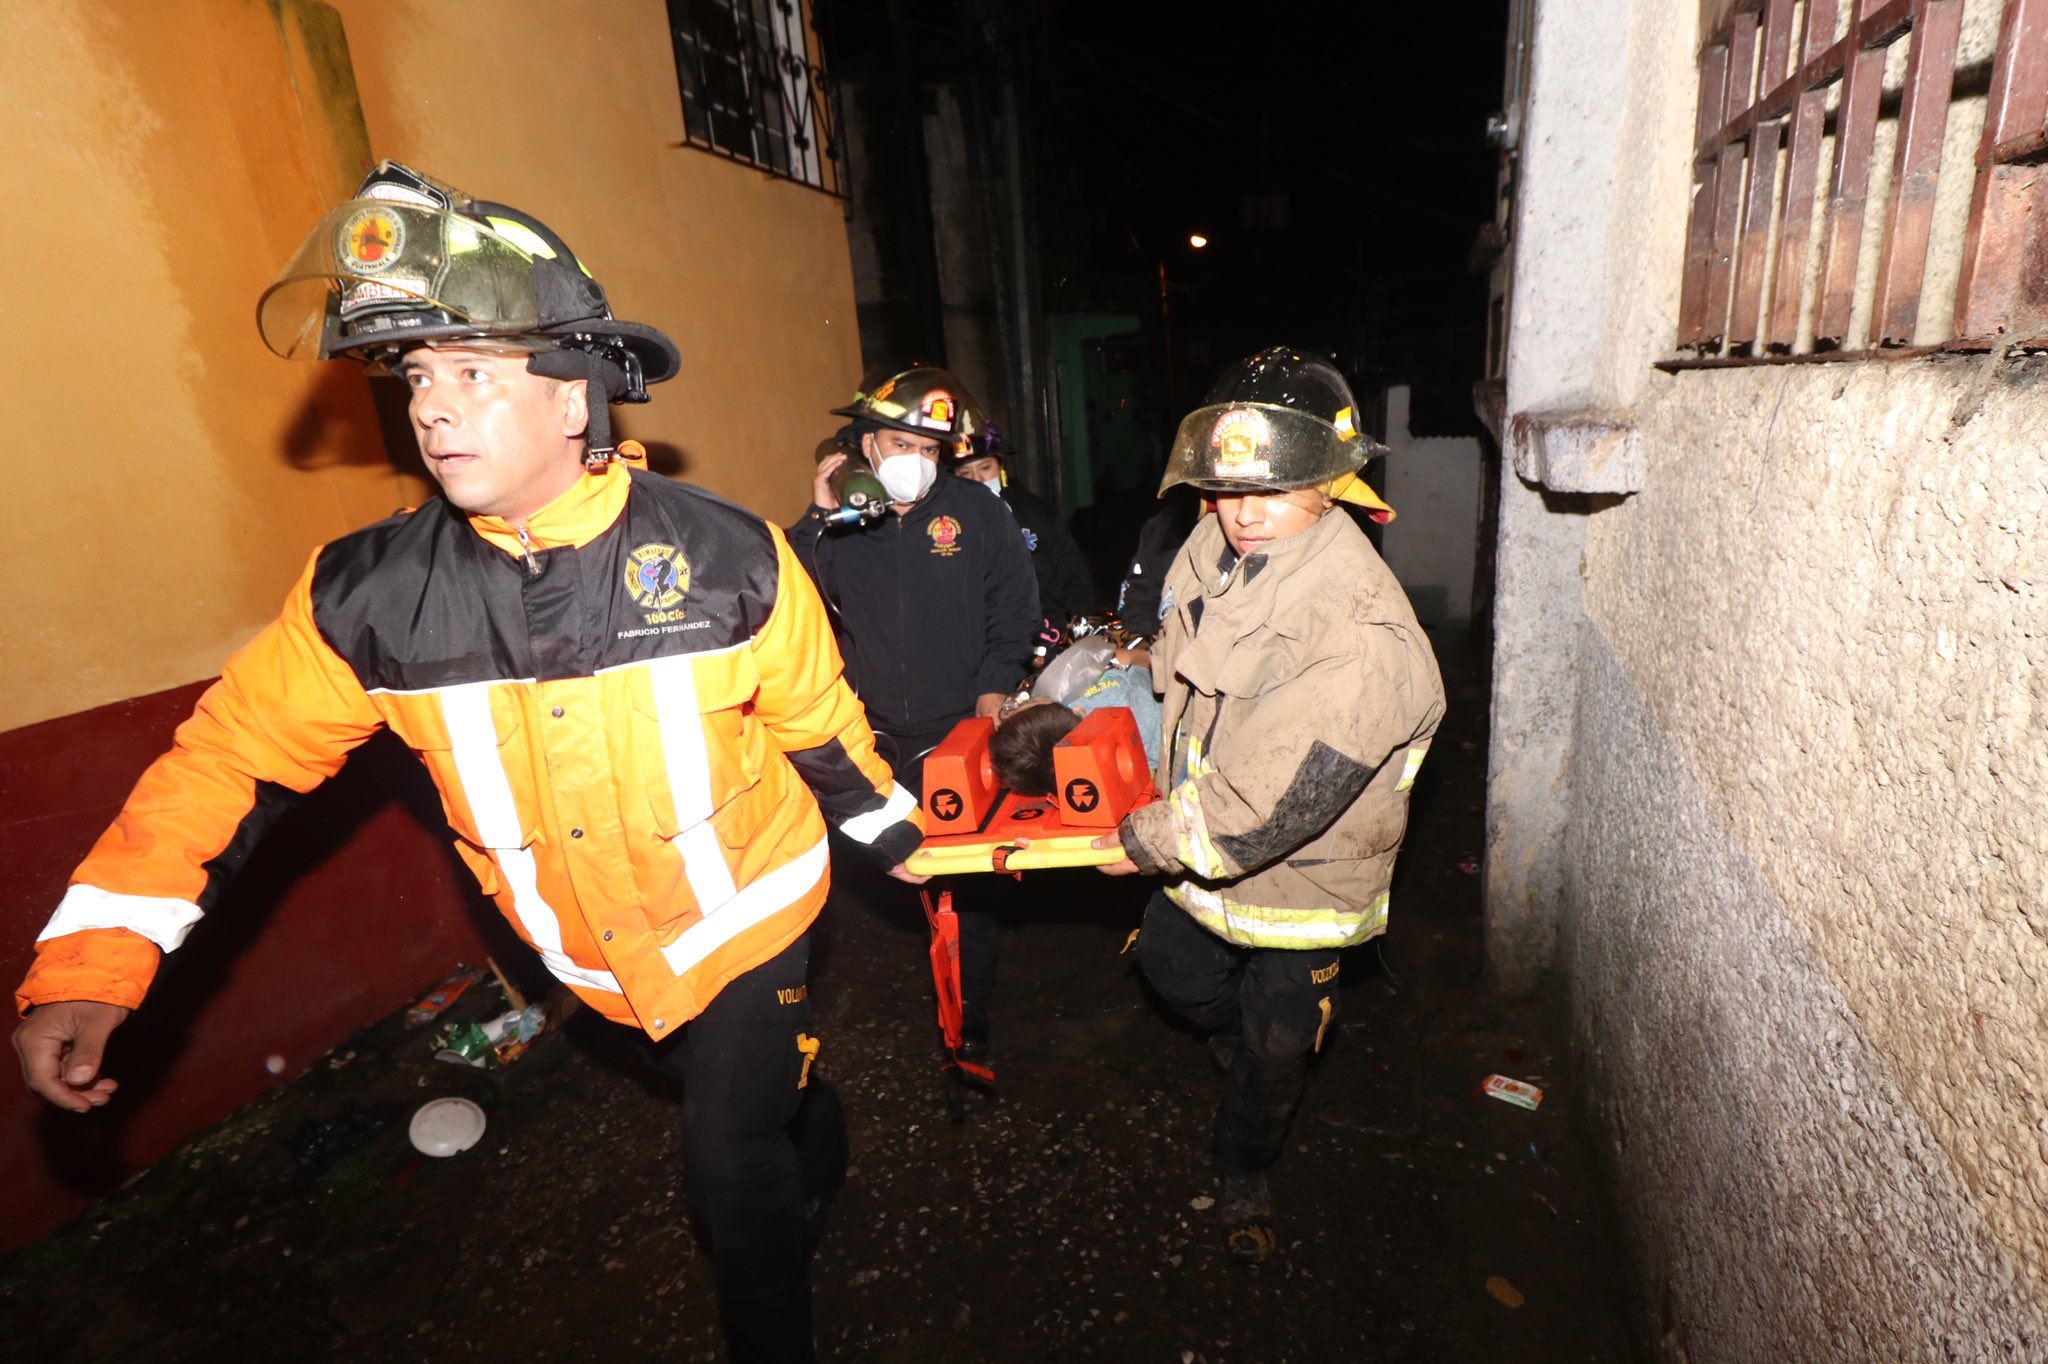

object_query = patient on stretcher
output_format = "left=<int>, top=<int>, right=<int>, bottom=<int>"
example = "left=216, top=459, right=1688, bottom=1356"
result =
left=990, top=639, right=1163, bottom=796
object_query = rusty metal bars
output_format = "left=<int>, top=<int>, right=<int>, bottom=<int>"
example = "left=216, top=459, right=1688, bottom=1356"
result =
left=1728, top=0, right=1798, bottom=349
left=1766, top=0, right=1841, bottom=346
left=1871, top=0, right=1964, bottom=342
left=1953, top=0, right=2048, bottom=338
left=1812, top=0, right=1893, bottom=344
left=1678, top=0, right=2048, bottom=358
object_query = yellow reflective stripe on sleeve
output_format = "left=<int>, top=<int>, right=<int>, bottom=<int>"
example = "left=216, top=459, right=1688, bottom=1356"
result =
left=1395, top=741, right=1430, bottom=792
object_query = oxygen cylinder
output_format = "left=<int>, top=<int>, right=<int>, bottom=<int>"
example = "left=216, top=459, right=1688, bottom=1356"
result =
left=829, top=460, right=890, bottom=522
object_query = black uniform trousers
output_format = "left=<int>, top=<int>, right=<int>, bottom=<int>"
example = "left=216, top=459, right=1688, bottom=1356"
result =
left=1136, top=889, right=1340, bottom=1176
left=647, top=931, right=847, bottom=1364
left=881, top=725, right=997, bottom=1043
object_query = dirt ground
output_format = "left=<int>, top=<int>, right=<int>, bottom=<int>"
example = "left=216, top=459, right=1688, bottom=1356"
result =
left=0, top=630, right=1642, bottom=1362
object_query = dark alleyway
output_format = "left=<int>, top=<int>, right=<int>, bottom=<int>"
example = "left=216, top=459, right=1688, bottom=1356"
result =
left=0, top=630, right=1640, bottom=1363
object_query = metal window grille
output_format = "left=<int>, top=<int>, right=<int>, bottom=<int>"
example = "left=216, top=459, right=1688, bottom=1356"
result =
left=668, top=0, right=845, bottom=199
left=1674, top=0, right=2048, bottom=363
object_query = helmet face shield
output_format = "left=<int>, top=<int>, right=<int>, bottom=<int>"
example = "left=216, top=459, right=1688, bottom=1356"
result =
left=257, top=199, right=546, bottom=360
left=1160, top=401, right=1375, bottom=494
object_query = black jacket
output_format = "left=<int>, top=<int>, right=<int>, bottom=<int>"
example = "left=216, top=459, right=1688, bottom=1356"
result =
left=790, top=472, right=1040, bottom=736
left=1114, top=487, right=1203, bottom=636
left=993, top=480, right=1098, bottom=623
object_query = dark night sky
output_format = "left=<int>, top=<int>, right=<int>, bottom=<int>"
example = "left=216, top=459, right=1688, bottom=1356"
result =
left=1026, top=1, right=1509, bottom=431
left=811, top=0, right=1508, bottom=436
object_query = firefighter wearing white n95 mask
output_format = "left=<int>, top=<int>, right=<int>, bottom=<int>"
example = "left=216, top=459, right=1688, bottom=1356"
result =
left=808, top=364, right=984, bottom=510
left=790, top=366, right=1041, bottom=1060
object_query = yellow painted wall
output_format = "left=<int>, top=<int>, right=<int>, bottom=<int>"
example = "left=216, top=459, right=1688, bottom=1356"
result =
left=1, top=1, right=421, bottom=731
left=330, top=0, right=861, bottom=518
left=2, top=0, right=861, bottom=732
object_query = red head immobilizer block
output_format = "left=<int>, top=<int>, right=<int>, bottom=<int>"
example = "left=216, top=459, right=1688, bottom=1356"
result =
left=1051, top=707, right=1152, bottom=827
left=919, top=716, right=998, bottom=834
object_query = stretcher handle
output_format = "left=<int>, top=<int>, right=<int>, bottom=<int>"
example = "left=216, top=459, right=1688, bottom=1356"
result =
left=904, top=836, right=1126, bottom=876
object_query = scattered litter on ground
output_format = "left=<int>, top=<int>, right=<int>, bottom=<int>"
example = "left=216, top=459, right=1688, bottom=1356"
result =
left=404, top=965, right=486, bottom=1027
left=1486, top=1275, right=1526, bottom=1308
left=434, top=1005, right=549, bottom=1068
left=484, top=956, right=528, bottom=1011
left=1187, top=1196, right=1215, bottom=1212
left=1478, top=1074, right=1544, bottom=1110
left=408, top=1098, right=488, bottom=1158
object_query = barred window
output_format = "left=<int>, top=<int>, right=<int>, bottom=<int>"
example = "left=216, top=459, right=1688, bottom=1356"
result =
left=1673, top=0, right=2048, bottom=365
left=667, top=0, right=845, bottom=198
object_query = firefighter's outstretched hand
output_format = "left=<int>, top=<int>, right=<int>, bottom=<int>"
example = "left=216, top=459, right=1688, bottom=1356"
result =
left=1091, top=832, right=1140, bottom=876
left=886, top=864, right=931, bottom=885
left=812, top=453, right=848, bottom=510
left=15, top=1000, right=130, bottom=1113
left=975, top=692, right=1008, bottom=719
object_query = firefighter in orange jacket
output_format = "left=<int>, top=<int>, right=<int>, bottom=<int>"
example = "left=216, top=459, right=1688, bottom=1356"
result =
left=9, top=162, right=922, bottom=1364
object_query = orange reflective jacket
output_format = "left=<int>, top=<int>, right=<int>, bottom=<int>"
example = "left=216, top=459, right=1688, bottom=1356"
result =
left=18, top=467, right=922, bottom=1036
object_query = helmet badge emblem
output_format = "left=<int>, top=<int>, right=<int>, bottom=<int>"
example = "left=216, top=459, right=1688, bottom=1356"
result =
left=339, top=207, right=405, bottom=275
left=1211, top=408, right=1273, bottom=479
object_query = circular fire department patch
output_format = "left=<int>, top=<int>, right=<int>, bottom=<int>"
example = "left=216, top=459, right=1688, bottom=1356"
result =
left=338, top=206, right=405, bottom=274
left=624, top=542, right=691, bottom=610
left=1211, top=407, right=1274, bottom=478
left=928, top=515, right=962, bottom=549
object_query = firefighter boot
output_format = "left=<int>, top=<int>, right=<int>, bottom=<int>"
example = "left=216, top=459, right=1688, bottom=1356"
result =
left=1219, top=1170, right=1277, bottom=1265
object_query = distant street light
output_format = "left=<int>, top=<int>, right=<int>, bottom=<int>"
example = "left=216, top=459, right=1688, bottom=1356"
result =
left=1188, top=233, right=1209, bottom=249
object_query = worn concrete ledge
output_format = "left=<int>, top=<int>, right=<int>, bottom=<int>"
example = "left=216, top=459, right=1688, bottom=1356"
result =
left=1506, top=409, right=1643, bottom=495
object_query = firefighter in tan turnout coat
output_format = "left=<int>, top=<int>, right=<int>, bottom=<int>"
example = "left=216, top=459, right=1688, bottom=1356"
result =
left=1098, top=347, right=1445, bottom=1263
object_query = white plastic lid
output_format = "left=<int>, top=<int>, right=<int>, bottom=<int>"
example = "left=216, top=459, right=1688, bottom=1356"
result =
left=408, top=1096, right=487, bottom=1158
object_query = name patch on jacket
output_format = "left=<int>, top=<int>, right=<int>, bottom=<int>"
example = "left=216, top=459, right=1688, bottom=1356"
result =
left=928, top=516, right=964, bottom=557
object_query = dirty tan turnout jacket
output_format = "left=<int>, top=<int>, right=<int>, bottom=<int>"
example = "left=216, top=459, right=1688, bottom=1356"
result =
left=1117, top=508, right=1445, bottom=949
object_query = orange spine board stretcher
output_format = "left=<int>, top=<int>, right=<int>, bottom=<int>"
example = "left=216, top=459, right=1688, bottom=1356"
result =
left=903, top=709, right=1159, bottom=875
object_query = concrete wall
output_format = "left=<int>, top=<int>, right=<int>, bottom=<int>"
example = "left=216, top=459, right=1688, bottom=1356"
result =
left=1571, top=358, right=2047, bottom=1361
left=1485, top=0, right=1695, bottom=994
left=1379, top=385, right=1484, bottom=628
left=1493, top=0, right=2048, bottom=1355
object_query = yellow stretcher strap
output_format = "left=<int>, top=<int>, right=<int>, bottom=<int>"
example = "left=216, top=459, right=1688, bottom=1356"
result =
left=905, top=834, right=1128, bottom=876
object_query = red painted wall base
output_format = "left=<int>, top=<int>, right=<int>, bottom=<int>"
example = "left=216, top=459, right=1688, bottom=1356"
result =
left=0, top=681, right=516, bottom=1253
